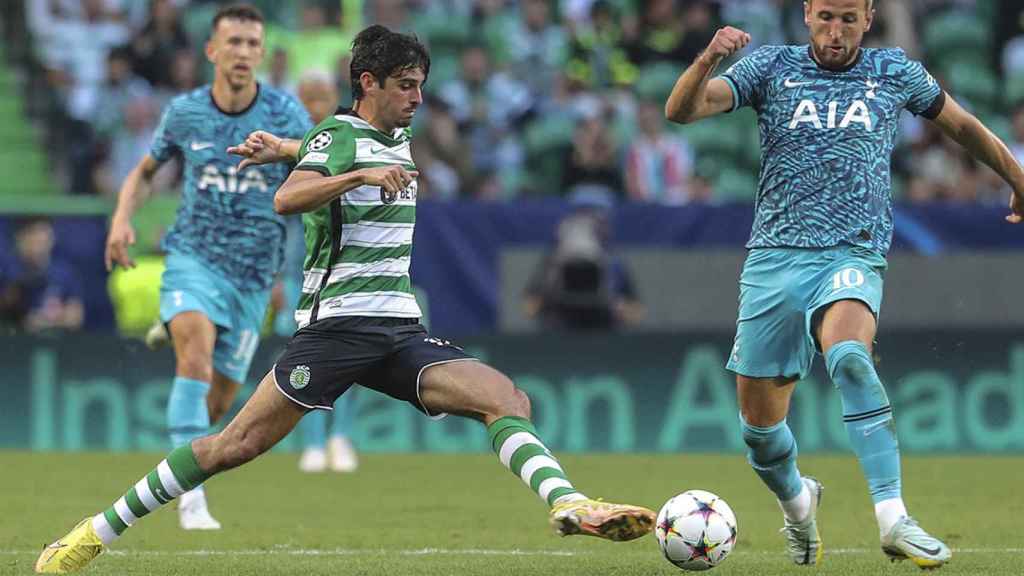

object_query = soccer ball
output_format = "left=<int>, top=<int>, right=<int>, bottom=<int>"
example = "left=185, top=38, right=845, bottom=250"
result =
left=655, top=490, right=738, bottom=571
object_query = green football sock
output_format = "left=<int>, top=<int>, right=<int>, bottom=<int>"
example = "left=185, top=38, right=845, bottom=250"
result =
left=487, top=416, right=587, bottom=507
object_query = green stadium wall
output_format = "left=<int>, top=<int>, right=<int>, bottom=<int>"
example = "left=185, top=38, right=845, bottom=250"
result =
left=1, top=332, right=1022, bottom=454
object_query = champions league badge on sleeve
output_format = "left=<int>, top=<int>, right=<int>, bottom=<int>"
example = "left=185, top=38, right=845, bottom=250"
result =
left=307, top=131, right=333, bottom=152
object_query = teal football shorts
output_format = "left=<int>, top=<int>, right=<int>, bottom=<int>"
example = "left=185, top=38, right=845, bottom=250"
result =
left=725, top=245, right=887, bottom=380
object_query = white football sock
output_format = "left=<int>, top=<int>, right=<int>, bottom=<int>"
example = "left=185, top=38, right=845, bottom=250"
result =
left=779, top=482, right=812, bottom=523
left=875, top=497, right=908, bottom=536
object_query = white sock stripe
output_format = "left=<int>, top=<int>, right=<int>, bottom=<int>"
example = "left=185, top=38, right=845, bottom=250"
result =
left=538, top=478, right=573, bottom=502
left=157, top=461, right=185, bottom=498
left=498, top=432, right=541, bottom=468
left=519, top=455, right=563, bottom=485
left=92, top=514, right=119, bottom=546
left=552, top=492, right=588, bottom=506
left=134, top=479, right=160, bottom=512
left=114, top=497, right=138, bottom=526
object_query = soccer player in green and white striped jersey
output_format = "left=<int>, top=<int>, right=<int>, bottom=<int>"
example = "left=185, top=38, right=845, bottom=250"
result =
left=36, top=25, right=654, bottom=574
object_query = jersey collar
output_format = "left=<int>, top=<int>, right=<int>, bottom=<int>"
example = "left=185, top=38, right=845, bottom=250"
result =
left=209, top=83, right=261, bottom=116
left=806, top=44, right=862, bottom=73
left=335, top=106, right=406, bottom=142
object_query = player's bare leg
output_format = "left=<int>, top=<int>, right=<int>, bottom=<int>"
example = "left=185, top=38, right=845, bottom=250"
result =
left=208, top=371, right=242, bottom=425
left=193, top=373, right=306, bottom=473
left=36, top=373, right=305, bottom=573
left=419, top=361, right=655, bottom=542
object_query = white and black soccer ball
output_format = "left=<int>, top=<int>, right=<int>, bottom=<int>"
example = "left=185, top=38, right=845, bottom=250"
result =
left=655, top=490, right=738, bottom=571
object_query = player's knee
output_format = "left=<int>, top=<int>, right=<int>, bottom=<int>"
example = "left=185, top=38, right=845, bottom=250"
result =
left=827, top=343, right=877, bottom=389
left=833, top=354, right=873, bottom=384
left=176, top=355, right=213, bottom=383
left=738, top=406, right=781, bottom=429
left=479, top=370, right=529, bottom=420
left=511, top=386, right=531, bottom=419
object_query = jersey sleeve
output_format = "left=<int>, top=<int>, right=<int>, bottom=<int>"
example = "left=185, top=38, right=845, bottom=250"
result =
left=295, top=122, right=356, bottom=176
left=149, top=99, right=184, bottom=163
left=900, top=53, right=944, bottom=118
left=719, top=46, right=776, bottom=112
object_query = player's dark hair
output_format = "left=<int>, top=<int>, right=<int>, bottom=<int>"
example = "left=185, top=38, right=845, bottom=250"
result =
left=211, top=3, right=264, bottom=32
left=349, top=25, right=430, bottom=101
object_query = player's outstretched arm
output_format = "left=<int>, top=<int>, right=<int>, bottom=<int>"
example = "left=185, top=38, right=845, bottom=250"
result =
left=665, top=26, right=750, bottom=125
left=274, top=165, right=418, bottom=215
left=105, top=155, right=161, bottom=271
left=930, top=94, right=1024, bottom=223
left=227, top=131, right=301, bottom=169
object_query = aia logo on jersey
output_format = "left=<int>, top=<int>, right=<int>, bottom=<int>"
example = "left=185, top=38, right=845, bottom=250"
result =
left=789, top=99, right=874, bottom=131
left=197, top=164, right=268, bottom=194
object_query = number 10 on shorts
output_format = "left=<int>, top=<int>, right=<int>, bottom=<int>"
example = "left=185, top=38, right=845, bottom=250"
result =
left=832, top=268, right=865, bottom=291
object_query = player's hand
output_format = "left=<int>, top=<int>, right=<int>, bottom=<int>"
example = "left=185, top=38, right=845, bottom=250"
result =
left=358, top=165, right=419, bottom=202
left=702, top=26, right=751, bottom=65
left=1006, top=192, right=1024, bottom=224
left=228, top=130, right=283, bottom=170
left=104, top=219, right=137, bottom=271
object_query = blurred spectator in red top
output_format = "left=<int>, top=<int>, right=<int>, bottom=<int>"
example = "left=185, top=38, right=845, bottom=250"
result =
left=625, top=97, right=708, bottom=204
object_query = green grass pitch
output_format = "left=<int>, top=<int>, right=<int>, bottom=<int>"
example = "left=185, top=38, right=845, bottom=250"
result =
left=1, top=452, right=1021, bottom=575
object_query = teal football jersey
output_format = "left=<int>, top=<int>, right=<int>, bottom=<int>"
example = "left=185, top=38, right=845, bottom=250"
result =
left=150, top=84, right=312, bottom=291
left=721, top=45, right=943, bottom=253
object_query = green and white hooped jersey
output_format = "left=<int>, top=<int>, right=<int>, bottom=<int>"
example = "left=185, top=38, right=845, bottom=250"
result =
left=292, top=110, right=420, bottom=328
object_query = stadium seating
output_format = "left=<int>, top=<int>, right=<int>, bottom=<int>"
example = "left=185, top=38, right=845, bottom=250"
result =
left=1004, top=72, right=1024, bottom=107
left=923, top=11, right=991, bottom=58
left=0, top=42, right=58, bottom=197
left=943, top=59, right=1000, bottom=116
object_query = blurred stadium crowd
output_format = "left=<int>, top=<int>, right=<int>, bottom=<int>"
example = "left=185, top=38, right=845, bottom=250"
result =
left=2, top=0, right=1024, bottom=204
left=2, top=0, right=1024, bottom=335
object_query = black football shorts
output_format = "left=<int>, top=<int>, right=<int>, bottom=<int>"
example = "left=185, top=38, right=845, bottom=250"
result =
left=273, top=317, right=476, bottom=416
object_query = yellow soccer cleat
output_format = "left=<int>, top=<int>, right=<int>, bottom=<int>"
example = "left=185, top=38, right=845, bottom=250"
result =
left=550, top=498, right=656, bottom=542
left=35, top=518, right=105, bottom=574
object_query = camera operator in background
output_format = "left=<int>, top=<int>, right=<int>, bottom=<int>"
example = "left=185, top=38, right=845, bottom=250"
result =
left=524, top=204, right=644, bottom=331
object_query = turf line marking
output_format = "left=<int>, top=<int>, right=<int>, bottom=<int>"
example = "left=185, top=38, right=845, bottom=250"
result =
left=0, top=548, right=578, bottom=557
left=4, top=547, right=1023, bottom=557
left=105, top=548, right=579, bottom=557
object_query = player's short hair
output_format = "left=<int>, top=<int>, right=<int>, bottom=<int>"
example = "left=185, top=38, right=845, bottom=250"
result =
left=211, top=3, right=264, bottom=32
left=807, top=0, right=874, bottom=10
left=349, top=25, right=430, bottom=101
